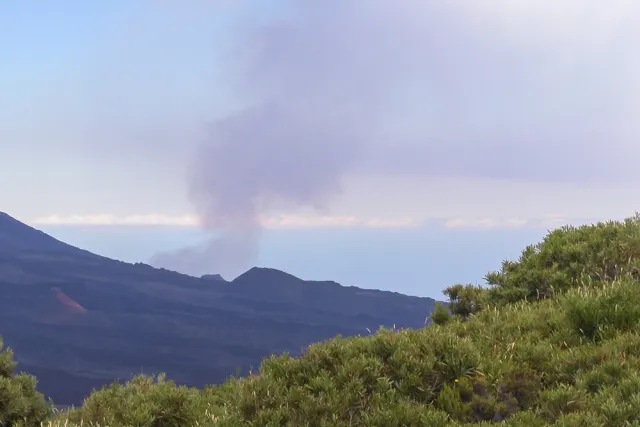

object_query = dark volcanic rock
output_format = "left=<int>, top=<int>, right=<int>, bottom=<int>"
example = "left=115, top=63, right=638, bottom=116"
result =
left=201, top=273, right=226, bottom=282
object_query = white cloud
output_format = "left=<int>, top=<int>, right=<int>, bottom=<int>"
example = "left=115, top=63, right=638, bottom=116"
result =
left=30, top=214, right=201, bottom=227
left=28, top=213, right=421, bottom=230
left=259, top=215, right=421, bottom=229
left=460, top=0, right=639, bottom=51
left=443, top=217, right=528, bottom=230
left=29, top=212, right=623, bottom=231
left=441, top=214, right=635, bottom=230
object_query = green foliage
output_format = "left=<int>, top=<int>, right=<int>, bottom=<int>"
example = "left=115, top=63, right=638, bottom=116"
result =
left=443, top=284, right=487, bottom=319
left=62, top=374, right=209, bottom=427
left=563, top=279, right=640, bottom=341
left=430, top=302, right=451, bottom=325
left=486, top=214, right=640, bottom=305
left=0, top=337, right=51, bottom=427
left=15, top=214, right=640, bottom=425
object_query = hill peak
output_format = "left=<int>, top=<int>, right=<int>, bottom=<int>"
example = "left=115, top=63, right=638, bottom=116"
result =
left=0, top=212, right=58, bottom=250
left=0, top=211, right=96, bottom=258
left=0, top=211, right=25, bottom=225
left=232, top=267, right=302, bottom=284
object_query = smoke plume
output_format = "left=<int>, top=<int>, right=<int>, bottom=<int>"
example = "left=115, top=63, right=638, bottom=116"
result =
left=150, top=103, right=363, bottom=277
left=150, top=0, right=640, bottom=277
left=150, top=3, right=379, bottom=277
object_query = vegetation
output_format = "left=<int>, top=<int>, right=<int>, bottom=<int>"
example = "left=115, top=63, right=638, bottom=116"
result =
left=4, top=214, right=640, bottom=426
left=0, top=338, right=50, bottom=426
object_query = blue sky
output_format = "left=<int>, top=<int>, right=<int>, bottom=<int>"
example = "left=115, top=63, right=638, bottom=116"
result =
left=2, top=1, right=640, bottom=299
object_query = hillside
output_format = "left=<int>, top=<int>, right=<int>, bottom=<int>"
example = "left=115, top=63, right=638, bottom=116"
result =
left=0, top=212, right=437, bottom=406
left=3, top=214, right=640, bottom=426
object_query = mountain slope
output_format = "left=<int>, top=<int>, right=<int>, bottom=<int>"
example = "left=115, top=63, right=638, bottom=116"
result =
left=0, top=212, right=438, bottom=405
left=0, top=212, right=97, bottom=257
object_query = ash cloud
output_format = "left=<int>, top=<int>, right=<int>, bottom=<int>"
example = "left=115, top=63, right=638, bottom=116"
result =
left=150, top=3, right=377, bottom=277
left=150, top=103, right=364, bottom=277
left=150, top=0, right=640, bottom=277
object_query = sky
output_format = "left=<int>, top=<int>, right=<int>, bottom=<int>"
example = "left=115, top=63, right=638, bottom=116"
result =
left=2, top=1, right=640, bottom=298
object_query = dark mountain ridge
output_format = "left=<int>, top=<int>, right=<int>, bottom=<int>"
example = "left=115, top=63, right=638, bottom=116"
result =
left=0, top=212, right=438, bottom=405
left=0, top=212, right=96, bottom=257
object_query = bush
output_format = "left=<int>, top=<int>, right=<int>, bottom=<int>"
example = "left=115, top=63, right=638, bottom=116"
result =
left=429, top=302, right=451, bottom=325
left=485, top=214, right=640, bottom=305
left=563, top=279, right=640, bottom=340
left=443, top=284, right=487, bottom=318
left=0, top=337, right=51, bottom=426
left=62, top=374, right=210, bottom=427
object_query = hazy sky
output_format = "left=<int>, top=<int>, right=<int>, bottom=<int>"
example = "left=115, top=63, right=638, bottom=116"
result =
left=2, top=1, right=640, bottom=294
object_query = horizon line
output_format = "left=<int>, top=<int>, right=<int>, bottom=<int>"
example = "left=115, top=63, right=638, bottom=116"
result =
left=21, top=213, right=608, bottom=231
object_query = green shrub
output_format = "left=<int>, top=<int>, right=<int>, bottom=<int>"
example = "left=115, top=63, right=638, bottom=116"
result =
left=486, top=214, right=640, bottom=305
left=0, top=337, right=51, bottom=427
left=563, top=279, right=640, bottom=340
left=430, top=302, right=451, bottom=325
left=443, top=284, right=488, bottom=319
left=62, top=374, right=211, bottom=427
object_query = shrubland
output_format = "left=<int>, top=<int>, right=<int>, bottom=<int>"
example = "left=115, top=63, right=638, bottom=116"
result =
left=0, top=338, right=50, bottom=427
left=3, top=215, right=640, bottom=426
